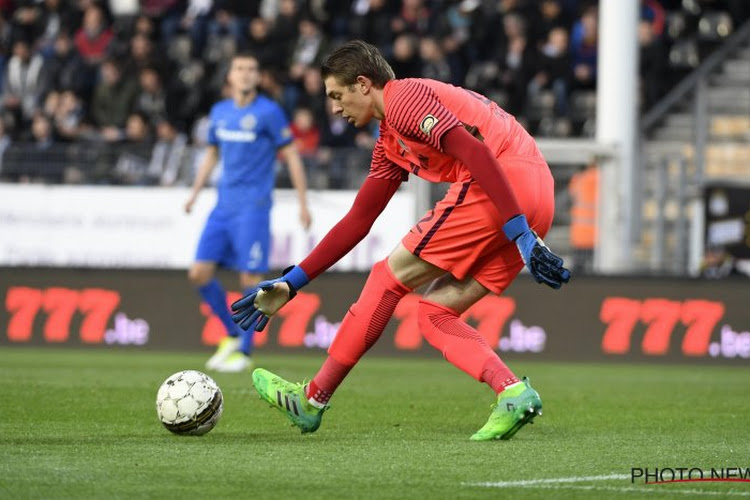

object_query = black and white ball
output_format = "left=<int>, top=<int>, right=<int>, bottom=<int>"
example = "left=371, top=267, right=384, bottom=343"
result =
left=156, top=370, right=223, bottom=435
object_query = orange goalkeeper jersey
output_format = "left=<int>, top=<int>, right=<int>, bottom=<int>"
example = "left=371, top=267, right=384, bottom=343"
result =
left=368, top=78, right=544, bottom=183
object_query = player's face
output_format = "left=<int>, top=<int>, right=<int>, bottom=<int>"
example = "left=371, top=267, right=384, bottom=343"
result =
left=324, top=76, right=374, bottom=128
left=228, top=57, right=260, bottom=94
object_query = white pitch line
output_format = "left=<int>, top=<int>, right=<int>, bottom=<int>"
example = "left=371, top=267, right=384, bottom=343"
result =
left=466, top=473, right=630, bottom=488
left=465, top=474, right=750, bottom=497
left=528, top=484, right=750, bottom=497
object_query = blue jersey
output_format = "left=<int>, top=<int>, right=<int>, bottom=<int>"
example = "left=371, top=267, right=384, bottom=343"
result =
left=207, top=95, right=293, bottom=212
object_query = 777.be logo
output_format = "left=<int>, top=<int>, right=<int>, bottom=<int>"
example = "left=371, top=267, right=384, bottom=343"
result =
left=600, top=297, right=725, bottom=356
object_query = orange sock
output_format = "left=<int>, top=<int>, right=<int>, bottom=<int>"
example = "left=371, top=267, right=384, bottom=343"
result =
left=308, top=259, right=412, bottom=406
left=327, top=259, right=411, bottom=365
left=417, top=298, right=518, bottom=393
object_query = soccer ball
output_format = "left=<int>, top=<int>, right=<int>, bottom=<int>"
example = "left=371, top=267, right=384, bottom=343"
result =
left=155, top=370, right=223, bottom=435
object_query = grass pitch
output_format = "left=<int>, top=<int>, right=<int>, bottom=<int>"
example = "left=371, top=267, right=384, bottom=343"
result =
left=1, top=348, right=749, bottom=499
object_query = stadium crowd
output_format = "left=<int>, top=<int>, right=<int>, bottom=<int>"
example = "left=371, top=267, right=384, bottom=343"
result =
left=0, top=0, right=746, bottom=185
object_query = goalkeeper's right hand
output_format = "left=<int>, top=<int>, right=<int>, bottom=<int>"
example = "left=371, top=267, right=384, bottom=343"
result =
left=503, top=214, right=571, bottom=289
left=230, top=265, right=309, bottom=332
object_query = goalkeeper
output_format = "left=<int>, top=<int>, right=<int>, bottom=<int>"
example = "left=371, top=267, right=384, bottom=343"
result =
left=232, top=40, right=570, bottom=441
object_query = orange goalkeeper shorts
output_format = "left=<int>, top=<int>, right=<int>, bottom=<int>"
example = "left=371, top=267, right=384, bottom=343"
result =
left=402, top=156, right=555, bottom=295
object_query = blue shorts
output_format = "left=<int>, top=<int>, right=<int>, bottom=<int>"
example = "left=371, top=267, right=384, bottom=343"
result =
left=195, top=208, right=270, bottom=273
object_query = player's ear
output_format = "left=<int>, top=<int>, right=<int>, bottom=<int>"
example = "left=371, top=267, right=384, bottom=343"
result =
left=356, top=75, right=372, bottom=94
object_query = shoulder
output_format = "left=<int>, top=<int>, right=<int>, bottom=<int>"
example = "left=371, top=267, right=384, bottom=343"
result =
left=210, top=99, right=232, bottom=117
left=384, top=78, right=435, bottom=105
left=384, top=79, right=442, bottom=124
left=257, top=94, right=284, bottom=112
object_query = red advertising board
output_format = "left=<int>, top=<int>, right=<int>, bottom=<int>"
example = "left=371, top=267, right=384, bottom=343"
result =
left=1, top=268, right=749, bottom=363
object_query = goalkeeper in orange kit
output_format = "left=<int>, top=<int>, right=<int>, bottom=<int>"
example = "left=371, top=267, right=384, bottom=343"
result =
left=231, top=40, right=570, bottom=440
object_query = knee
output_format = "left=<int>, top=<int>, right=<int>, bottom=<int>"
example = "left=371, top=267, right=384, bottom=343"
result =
left=239, top=273, right=262, bottom=290
left=188, top=265, right=212, bottom=286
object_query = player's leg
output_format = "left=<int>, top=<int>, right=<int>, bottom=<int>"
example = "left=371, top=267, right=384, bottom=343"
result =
left=463, top=159, right=555, bottom=440
left=215, top=209, right=270, bottom=372
left=253, top=182, right=498, bottom=431
left=305, top=248, right=442, bottom=403
left=405, top=175, right=550, bottom=440
left=252, top=245, right=445, bottom=432
left=191, top=210, right=244, bottom=370
left=415, top=270, right=542, bottom=441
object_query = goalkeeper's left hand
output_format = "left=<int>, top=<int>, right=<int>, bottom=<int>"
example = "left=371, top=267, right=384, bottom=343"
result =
left=230, top=265, right=309, bottom=331
left=503, top=214, right=571, bottom=289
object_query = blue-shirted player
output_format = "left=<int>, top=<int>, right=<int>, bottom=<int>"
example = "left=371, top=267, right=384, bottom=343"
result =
left=185, top=52, right=312, bottom=372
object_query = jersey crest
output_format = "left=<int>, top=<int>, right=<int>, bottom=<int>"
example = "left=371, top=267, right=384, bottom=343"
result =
left=240, top=114, right=257, bottom=130
left=419, top=114, right=439, bottom=136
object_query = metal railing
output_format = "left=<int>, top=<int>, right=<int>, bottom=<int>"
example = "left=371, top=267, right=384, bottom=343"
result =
left=638, top=18, right=750, bottom=275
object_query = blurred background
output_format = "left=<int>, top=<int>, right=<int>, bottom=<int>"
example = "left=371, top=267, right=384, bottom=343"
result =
left=1, top=0, right=749, bottom=362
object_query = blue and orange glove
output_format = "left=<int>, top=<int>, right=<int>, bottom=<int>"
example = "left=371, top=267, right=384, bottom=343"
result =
left=230, top=265, right=310, bottom=331
left=503, top=214, right=571, bottom=289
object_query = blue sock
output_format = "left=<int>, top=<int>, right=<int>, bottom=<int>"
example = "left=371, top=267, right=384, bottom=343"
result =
left=198, top=279, right=240, bottom=338
left=239, top=286, right=257, bottom=355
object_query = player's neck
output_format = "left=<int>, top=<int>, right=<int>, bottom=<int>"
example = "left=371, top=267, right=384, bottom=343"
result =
left=372, top=87, right=385, bottom=120
left=233, top=90, right=257, bottom=108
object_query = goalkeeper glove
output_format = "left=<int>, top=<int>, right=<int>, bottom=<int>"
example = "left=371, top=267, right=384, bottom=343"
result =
left=230, top=265, right=309, bottom=331
left=503, top=214, right=571, bottom=289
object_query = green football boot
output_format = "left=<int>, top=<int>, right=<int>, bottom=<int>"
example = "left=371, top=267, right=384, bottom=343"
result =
left=252, top=368, right=326, bottom=433
left=205, top=335, right=240, bottom=371
left=470, top=377, right=542, bottom=441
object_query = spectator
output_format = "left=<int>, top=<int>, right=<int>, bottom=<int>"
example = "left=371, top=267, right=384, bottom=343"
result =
left=528, top=26, right=572, bottom=116
left=113, top=111, right=154, bottom=184
left=638, top=18, right=668, bottom=109
left=288, top=17, right=328, bottom=82
left=318, top=101, right=358, bottom=189
left=3, top=113, right=60, bottom=182
left=419, top=36, right=452, bottom=83
left=1, top=39, right=46, bottom=129
left=570, top=4, right=598, bottom=91
left=74, top=4, right=113, bottom=66
left=389, top=33, right=421, bottom=80
left=52, top=89, right=85, bottom=141
left=495, top=12, right=535, bottom=116
left=123, top=32, right=168, bottom=79
left=140, top=0, right=183, bottom=47
left=133, top=14, right=157, bottom=39
left=290, top=106, right=319, bottom=160
left=348, top=0, right=394, bottom=54
left=434, top=0, right=483, bottom=84
left=265, top=67, right=301, bottom=119
left=530, top=0, right=572, bottom=47
left=244, top=17, right=277, bottom=68
left=317, top=0, right=351, bottom=40
left=36, top=0, right=77, bottom=56
left=206, top=0, right=258, bottom=49
left=391, top=0, right=433, bottom=38
left=89, top=58, right=138, bottom=140
left=269, top=0, right=301, bottom=60
left=147, top=117, right=187, bottom=185
left=568, top=163, right=599, bottom=273
left=296, top=65, right=326, bottom=126
left=179, top=0, right=213, bottom=58
left=134, top=66, right=169, bottom=125
left=45, top=32, right=94, bottom=98
left=10, top=1, right=42, bottom=46
left=641, top=0, right=666, bottom=38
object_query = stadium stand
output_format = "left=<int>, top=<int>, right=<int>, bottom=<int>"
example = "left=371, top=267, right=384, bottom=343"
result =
left=0, top=0, right=747, bottom=188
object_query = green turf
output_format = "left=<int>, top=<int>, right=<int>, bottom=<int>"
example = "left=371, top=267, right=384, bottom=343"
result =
left=1, top=348, right=749, bottom=499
